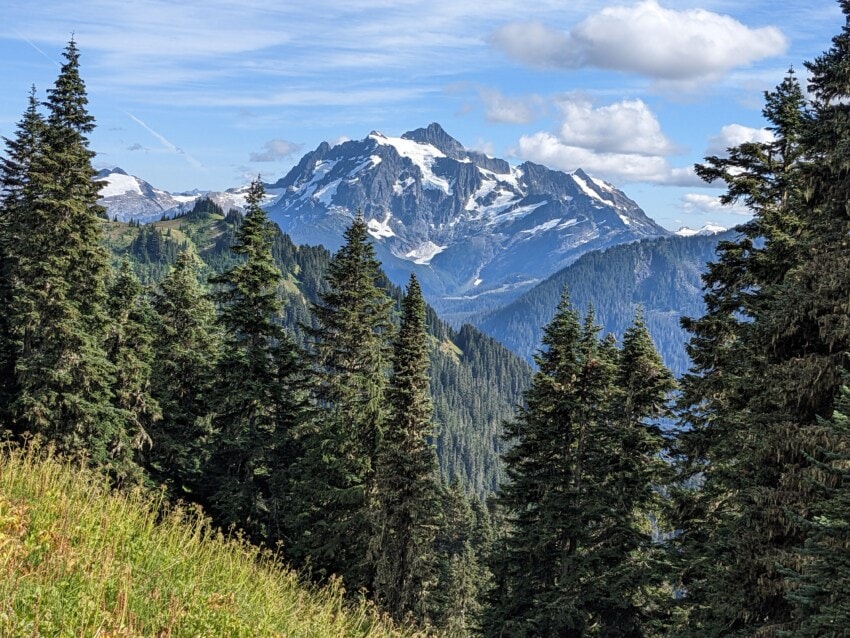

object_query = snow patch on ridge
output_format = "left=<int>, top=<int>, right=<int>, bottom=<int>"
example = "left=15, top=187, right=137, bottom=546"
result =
left=367, top=212, right=395, bottom=239
left=572, top=173, right=615, bottom=207
left=405, top=241, right=446, bottom=265
left=370, top=133, right=452, bottom=195
left=99, top=172, right=142, bottom=198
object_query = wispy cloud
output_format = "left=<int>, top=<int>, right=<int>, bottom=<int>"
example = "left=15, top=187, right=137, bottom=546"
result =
left=126, top=112, right=202, bottom=169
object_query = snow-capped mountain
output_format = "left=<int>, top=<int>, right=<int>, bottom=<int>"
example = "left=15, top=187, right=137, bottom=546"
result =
left=267, top=123, right=669, bottom=315
left=96, top=168, right=187, bottom=223
left=675, top=223, right=728, bottom=237
left=96, top=168, right=284, bottom=223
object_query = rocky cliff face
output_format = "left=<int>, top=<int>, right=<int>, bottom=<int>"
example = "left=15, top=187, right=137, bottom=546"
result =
left=266, top=123, right=669, bottom=318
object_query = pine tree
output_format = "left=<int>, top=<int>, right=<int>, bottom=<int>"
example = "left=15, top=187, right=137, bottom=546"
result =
left=371, top=274, right=440, bottom=623
left=205, top=179, right=308, bottom=545
left=484, top=293, right=617, bottom=637
left=0, top=87, right=45, bottom=431
left=105, top=260, right=160, bottom=478
left=430, top=480, right=493, bottom=636
left=146, top=249, right=219, bottom=497
left=4, top=40, right=127, bottom=470
left=786, top=380, right=850, bottom=636
left=286, top=213, right=393, bottom=590
left=590, top=310, right=675, bottom=636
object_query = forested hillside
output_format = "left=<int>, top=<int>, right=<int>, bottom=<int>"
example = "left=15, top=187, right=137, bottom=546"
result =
left=476, top=231, right=732, bottom=375
left=104, top=201, right=531, bottom=495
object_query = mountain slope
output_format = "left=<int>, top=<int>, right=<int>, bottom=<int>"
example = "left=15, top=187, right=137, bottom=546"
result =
left=0, top=448, right=410, bottom=637
left=266, top=123, right=669, bottom=319
left=475, top=231, right=734, bottom=377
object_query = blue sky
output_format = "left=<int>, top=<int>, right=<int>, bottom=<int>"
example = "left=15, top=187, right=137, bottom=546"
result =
left=0, top=0, right=842, bottom=231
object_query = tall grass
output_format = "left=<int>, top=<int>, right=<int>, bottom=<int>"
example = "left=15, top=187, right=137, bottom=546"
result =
left=0, top=446, right=420, bottom=637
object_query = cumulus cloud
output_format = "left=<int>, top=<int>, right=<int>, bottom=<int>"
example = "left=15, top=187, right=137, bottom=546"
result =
left=126, top=142, right=146, bottom=151
left=490, top=0, right=787, bottom=82
left=249, top=139, right=304, bottom=162
left=514, top=96, right=698, bottom=185
left=555, top=96, right=677, bottom=155
left=682, top=193, right=751, bottom=216
left=706, top=123, right=775, bottom=155
left=479, top=88, right=541, bottom=124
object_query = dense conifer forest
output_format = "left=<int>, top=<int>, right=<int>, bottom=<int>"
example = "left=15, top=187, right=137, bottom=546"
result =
left=4, top=3, right=850, bottom=634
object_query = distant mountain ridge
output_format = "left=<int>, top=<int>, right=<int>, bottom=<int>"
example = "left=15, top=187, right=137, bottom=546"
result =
left=96, top=168, right=283, bottom=224
left=265, top=123, right=670, bottom=318
left=96, top=123, right=672, bottom=320
left=475, top=230, right=735, bottom=377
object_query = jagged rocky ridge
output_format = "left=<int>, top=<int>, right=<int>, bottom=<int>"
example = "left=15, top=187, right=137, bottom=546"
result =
left=266, top=123, right=669, bottom=319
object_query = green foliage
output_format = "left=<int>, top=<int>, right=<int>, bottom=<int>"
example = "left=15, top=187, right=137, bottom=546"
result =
left=105, top=259, right=161, bottom=479
left=0, top=447, right=417, bottom=637
left=205, top=180, right=310, bottom=546
left=287, top=214, right=394, bottom=589
left=1, top=40, right=133, bottom=477
left=145, top=249, right=220, bottom=497
left=372, top=275, right=441, bottom=623
left=485, top=292, right=674, bottom=637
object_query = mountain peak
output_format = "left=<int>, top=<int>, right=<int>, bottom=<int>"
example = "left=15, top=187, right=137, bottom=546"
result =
left=402, top=123, right=465, bottom=158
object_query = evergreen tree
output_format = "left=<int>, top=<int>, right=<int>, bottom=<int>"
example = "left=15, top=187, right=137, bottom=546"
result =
left=786, top=380, right=850, bottom=636
left=205, top=179, right=308, bottom=545
left=146, top=249, right=219, bottom=496
left=4, top=40, right=127, bottom=471
left=0, top=87, right=45, bottom=431
left=484, top=293, right=617, bottom=637
left=430, top=480, right=493, bottom=636
left=287, top=213, right=393, bottom=590
left=672, top=67, right=816, bottom=637
left=105, top=259, right=160, bottom=477
left=371, top=274, right=441, bottom=623
left=590, top=311, right=675, bottom=636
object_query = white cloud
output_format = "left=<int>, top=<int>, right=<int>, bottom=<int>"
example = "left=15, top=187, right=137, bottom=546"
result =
left=126, top=112, right=203, bottom=169
left=514, top=95, right=697, bottom=185
left=516, top=131, right=701, bottom=186
left=490, top=0, right=787, bottom=82
left=682, top=193, right=751, bottom=216
left=249, top=139, right=304, bottom=162
left=555, top=96, right=676, bottom=155
left=706, top=123, right=775, bottom=155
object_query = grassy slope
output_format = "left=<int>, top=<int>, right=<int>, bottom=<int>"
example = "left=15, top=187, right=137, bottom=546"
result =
left=0, top=448, right=419, bottom=637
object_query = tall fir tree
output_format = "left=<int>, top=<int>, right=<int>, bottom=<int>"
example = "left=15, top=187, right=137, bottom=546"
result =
left=146, top=249, right=220, bottom=497
left=591, top=310, right=675, bottom=636
left=286, top=213, right=393, bottom=591
left=105, top=259, right=160, bottom=478
left=430, top=480, right=493, bottom=637
left=785, top=379, right=850, bottom=636
left=671, top=66, right=817, bottom=637
left=484, top=293, right=617, bottom=637
left=371, top=274, right=441, bottom=623
left=4, top=40, right=128, bottom=471
left=0, top=87, right=45, bottom=431
left=205, top=179, right=308, bottom=545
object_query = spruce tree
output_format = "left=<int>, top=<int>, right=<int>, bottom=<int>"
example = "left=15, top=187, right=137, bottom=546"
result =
left=484, top=293, right=617, bottom=637
left=146, top=249, right=219, bottom=497
left=786, top=380, right=850, bottom=636
left=205, top=179, right=308, bottom=545
left=287, top=213, right=393, bottom=590
left=4, top=40, right=127, bottom=470
left=430, top=480, right=493, bottom=636
left=371, top=274, right=440, bottom=623
left=0, top=87, right=45, bottom=431
left=105, top=259, right=160, bottom=478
